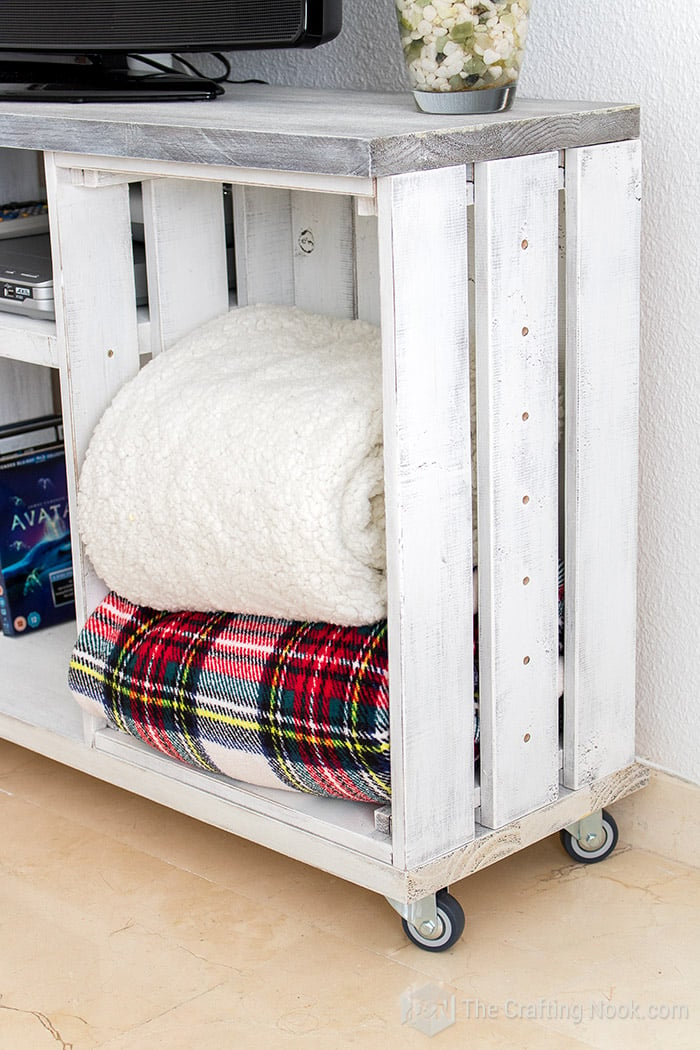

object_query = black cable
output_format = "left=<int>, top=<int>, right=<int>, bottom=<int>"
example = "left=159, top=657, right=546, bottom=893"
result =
left=128, top=52, right=268, bottom=88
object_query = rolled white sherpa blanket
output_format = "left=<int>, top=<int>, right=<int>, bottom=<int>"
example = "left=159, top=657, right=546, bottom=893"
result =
left=78, top=305, right=386, bottom=626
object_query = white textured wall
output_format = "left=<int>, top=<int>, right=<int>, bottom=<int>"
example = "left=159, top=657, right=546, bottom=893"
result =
left=223, top=0, right=700, bottom=785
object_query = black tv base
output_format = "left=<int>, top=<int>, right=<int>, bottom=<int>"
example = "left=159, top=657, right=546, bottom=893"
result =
left=0, top=58, right=224, bottom=103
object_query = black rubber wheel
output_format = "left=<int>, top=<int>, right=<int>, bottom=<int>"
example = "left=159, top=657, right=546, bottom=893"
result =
left=559, top=809, right=619, bottom=864
left=401, top=889, right=465, bottom=952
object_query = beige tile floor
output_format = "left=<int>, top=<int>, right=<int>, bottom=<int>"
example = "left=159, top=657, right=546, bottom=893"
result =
left=0, top=738, right=698, bottom=1050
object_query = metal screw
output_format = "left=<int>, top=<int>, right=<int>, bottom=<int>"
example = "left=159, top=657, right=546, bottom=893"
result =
left=298, top=229, right=315, bottom=254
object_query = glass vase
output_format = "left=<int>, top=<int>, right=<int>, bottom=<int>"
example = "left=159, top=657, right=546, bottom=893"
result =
left=394, top=0, right=531, bottom=114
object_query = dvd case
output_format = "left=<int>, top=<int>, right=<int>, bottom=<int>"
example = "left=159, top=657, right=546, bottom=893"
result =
left=0, top=415, right=75, bottom=636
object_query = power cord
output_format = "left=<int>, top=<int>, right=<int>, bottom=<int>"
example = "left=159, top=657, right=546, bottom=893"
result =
left=127, top=52, right=268, bottom=86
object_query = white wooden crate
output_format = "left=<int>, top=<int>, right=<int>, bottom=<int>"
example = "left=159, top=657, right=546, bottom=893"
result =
left=0, top=92, right=646, bottom=915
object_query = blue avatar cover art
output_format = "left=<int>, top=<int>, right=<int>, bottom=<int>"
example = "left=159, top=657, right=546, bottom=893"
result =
left=0, top=444, right=75, bottom=635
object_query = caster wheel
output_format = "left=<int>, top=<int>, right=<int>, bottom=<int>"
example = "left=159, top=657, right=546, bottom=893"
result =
left=559, top=809, right=619, bottom=864
left=401, top=889, right=465, bottom=952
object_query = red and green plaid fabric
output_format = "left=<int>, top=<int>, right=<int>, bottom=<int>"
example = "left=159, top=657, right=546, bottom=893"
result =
left=68, top=566, right=562, bottom=804
left=69, top=592, right=391, bottom=803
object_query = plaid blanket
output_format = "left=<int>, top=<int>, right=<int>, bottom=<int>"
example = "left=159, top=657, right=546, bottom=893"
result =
left=69, top=593, right=391, bottom=804
left=68, top=565, right=563, bottom=805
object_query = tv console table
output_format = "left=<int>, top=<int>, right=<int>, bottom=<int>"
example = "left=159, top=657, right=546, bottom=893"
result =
left=0, top=87, right=646, bottom=950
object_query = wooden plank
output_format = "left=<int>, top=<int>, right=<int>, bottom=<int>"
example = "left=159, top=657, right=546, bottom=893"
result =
left=474, top=151, right=561, bottom=829
left=43, top=153, right=141, bottom=627
left=95, top=729, right=391, bottom=863
left=0, top=316, right=57, bottom=369
left=291, top=191, right=355, bottom=318
left=0, top=621, right=83, bottom=741
left=563, top=140, right=641, bottom=788
left=407, top=762, right=649, bottom=899
left=354, top=206, right=381, bottom=326
left=0, top=93, right=639, bottom=179
left=59, top=152, right=375, bottom=197
left=232, top=186, right=294, bottom=306
left=377, top=165, right=474, bottom=870
left=141, top=178, right=229, bottom=354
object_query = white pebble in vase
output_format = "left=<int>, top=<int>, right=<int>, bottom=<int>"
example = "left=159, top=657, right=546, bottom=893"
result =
left=394, top=0, right=532, bottom=114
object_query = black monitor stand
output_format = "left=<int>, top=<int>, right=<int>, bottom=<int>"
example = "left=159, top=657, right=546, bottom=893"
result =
left=0, top=55, right=224, bottom=103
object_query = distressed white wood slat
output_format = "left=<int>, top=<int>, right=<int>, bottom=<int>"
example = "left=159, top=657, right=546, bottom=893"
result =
left=0, top=316, right=57, bottom=369
left=44, top=153, right=141, bottom=627
left=563, top=140, right=641, bottom=788
left=291, top=191, right=355, bottom=318
left=141, top=178, right=229, bottom=354
left=474, top=151, right=560, bottom=829
left=354, top=205, right=381, bottom=326
left=57, top=151, right=376, bottom=197
left=232, top=186, right=294, bottom=306
left=377, top=165, right=474, bottom=870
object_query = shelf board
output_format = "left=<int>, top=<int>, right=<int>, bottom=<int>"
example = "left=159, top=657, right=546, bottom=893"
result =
left=0, top=619, right=84, bottom=741
left=0, top=311, right=57, bottom=368
left=95, top=728, right=392, bottom=863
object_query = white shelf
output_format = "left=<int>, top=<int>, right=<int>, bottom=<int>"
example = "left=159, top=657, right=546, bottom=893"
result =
left=0, top=312, right=57, bottom=368
left=95, top=729, right=392, bottom=861
left=0, top=300, right=234, bottom=367
left=0, top=619, right=84, bottom=741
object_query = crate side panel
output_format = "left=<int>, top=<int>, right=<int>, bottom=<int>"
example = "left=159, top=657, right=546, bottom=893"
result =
left=474, top=152, right=561, bottom=829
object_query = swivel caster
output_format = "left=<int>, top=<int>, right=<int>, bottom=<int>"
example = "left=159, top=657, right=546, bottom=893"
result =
left=560, top=808, right=619, bottom=864
left=400, top=889, right=465, bottom=952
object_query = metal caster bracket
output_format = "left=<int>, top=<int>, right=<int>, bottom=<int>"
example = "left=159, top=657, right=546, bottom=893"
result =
left=564, top=810, right=605, bottom=852
left=386, top=893, right=439, bottom=940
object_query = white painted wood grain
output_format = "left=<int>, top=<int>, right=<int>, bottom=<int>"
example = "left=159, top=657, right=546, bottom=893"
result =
left=291, top=191, right=355, bottom=318
left=55, top=151, right=375, bottom=197
left=232, top=185, right=294, bottom=306
left=0, top=315, right=57, bottom=369
left=354, top=206, right=381, bottom=326
left=563, top=140, right=641, bottom=788
left=378, top=165, right=474, bottom=870
left=141, top=178, right=229, bottom=354
left=474, top=151, right=561, bottom=829
left=44, top=153, right=141, bottom=627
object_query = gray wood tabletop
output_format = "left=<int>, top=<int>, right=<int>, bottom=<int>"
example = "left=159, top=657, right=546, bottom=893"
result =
left=0, top=85, right=639, bottom=177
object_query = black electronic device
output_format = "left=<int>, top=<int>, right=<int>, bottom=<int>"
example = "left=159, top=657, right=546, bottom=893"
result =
left=0, top=0, right=342, bottom=102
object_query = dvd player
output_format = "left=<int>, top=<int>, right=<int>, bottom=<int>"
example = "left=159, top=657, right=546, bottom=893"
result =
left=0, top=233, right=147, bottom=321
